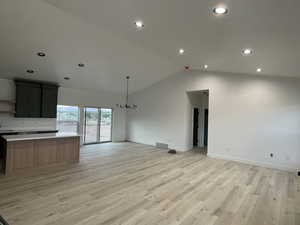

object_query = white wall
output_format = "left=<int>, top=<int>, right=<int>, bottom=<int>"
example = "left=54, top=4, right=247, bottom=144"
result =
left=127, top=71, right=300, bottom=172
left=0, top=78, right=126, bottom=142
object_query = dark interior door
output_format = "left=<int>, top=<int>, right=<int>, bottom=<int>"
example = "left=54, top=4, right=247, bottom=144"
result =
left=204, top=109, right=209, bottom=146
left=193, top=108, right=199, bottom=146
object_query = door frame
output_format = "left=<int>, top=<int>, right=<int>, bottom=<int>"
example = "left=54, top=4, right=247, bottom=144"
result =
left=187, top=89, right=209, bottom=151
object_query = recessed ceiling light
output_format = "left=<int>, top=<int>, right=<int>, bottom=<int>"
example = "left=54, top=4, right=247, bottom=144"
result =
left=213, top=7, right=228, bottom=15
left=64, top=77, right=70, bottom=80
left=37, top=52, right=46, bottom=57
left=26, top=69, right=34, bottom=74
left=134, top=20, right=144, bottom=29
left=242, top=48, right=253, bottom=55
left=179, top=49, right=185, bottom=55
left=78, top=63, right=85, bottom=67
left=204, top=65, right=208, bottom=69
left=256, top=68, right=262, bottom=73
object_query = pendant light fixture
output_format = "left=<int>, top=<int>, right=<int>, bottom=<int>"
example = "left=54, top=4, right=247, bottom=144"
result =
left=116, top=76, right=137, bottom=110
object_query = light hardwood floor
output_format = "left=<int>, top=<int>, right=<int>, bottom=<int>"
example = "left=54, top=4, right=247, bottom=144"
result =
left=0, top=142, right=299, bottom=225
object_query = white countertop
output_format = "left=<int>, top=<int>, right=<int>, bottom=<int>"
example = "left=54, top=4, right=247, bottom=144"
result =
left=2, top=133, right=80, bottom=142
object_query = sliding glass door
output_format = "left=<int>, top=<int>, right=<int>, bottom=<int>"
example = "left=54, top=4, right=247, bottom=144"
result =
left=84, top=107, right=99, bottom=144
left=100, top=108, right=113, bottom=142
left=83, top=107, right=112, bottom=144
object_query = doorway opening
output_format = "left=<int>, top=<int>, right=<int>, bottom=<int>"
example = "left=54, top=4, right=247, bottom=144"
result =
left=83, top=107, right=113, bottom=145
left=189, top=90, right=209, bottom=155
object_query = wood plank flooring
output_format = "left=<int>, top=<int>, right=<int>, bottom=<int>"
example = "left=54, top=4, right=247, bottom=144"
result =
left=0, top=142, right=299, bottom=225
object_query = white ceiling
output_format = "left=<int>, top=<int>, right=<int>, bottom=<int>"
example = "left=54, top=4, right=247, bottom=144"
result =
left=0, top=0, right=300, bottom=94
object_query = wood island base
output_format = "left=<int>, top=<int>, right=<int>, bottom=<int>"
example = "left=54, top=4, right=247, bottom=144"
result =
left=2, top=136, right=80, bottom=175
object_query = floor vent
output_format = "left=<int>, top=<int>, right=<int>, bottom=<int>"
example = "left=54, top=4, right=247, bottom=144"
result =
left=156, top=142, right=168, bottom=149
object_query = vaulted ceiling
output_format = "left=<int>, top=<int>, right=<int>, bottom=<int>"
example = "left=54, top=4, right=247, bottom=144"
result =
left=0, top=0, right=299, bottom=94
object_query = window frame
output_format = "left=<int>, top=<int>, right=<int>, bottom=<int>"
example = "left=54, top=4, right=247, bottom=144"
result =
left=56, top=104, right=80, bottom=134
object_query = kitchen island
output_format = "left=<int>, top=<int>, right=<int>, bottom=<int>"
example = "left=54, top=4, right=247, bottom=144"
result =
left=0, top=133, right=80, bottom=175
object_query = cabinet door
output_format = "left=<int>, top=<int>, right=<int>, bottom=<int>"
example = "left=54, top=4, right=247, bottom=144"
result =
left=41, top=84, right=58, bottom=118
left=15, top=82, right=42, bottom=118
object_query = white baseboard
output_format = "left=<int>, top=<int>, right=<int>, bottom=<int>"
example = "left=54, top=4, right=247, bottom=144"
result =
left=208, top=152, right=297, bottom=173
left=126, top=140, right=298, bottom=174
left=127, top=139, right=190, bottom=152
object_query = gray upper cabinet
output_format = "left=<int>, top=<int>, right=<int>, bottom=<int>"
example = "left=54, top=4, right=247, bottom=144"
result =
left=15, top=81, right=42, bottom=118
left=15, top=80, right=58, bottom=118
left=41, top=84, right=58, bottom=118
